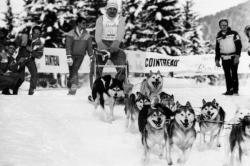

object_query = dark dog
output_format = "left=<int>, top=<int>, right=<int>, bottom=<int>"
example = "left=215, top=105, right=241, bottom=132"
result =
left=125, top=92, right=150, bottom=132
left=138, top=103, right=174, bottom=163
left=224, top=115, right=250, bottom=166
left=159, top=92, right=175, bottom=111
left=91, top=75, right=124, bottom=122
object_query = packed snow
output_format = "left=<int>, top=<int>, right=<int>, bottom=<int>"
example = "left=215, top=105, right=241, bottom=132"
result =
left=1, top=77, right=250, bottom=166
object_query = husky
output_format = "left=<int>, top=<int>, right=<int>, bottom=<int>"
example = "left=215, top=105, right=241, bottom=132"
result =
left=223, top=115, right=250, bottom=166
left=140, top=70, right=163, bottom=101
left=159, top=92, right=175, bottom=111
left=138, top=103, right=173, bottom=163
left=124, top=92, right=150, bottom=132
left=91, top=75, right=124, bottom=122
left=199, top=99, right=226, bottom=147
left=166, top=101, right=196, bottom=165
left=223, top=109, right=250, bottom=166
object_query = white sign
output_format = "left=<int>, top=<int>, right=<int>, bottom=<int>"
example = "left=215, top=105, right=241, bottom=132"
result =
left=36, top=48, right=90, bottom=73
left=36, top=48, right=250, bottom=75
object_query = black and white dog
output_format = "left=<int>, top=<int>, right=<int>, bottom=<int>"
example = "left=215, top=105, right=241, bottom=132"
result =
left=91, top=75, right=124, bottom=122
left=224, top=112, right=250, bottom=166
left=125, top=92, right=150, bottom=132
left=199, top=99, right=226, bottom=148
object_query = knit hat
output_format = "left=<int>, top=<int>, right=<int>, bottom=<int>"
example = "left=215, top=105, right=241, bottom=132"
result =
left=106, top=0, right=118, bottom=9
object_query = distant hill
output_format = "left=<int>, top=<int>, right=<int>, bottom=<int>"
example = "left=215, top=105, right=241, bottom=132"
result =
left=199, top=0, right=250, bottom=50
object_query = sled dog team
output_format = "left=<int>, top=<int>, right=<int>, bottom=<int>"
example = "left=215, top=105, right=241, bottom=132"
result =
left=89, top=70, right=250, bottom=166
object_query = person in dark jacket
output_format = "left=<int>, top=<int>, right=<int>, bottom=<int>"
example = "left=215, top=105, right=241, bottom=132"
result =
left=215, top=19, right=242, bottom=95
left=65, top=16, right=93, bottom=95
left=0, top=42, right=24, bottom=95
left=15, top=26, right=44, bottom=95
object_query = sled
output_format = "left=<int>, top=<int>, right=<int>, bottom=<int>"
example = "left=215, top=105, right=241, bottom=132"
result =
left=89, top=48, right=129, bottom=89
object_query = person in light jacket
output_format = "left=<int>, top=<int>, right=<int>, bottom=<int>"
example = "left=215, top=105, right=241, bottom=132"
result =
left=94, top=0, right=126, bottom=83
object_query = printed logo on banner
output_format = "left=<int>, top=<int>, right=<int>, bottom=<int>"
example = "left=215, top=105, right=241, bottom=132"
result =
left=145, top=58, right=179, bottom=67
left=45, top=55, right=60, bottom=66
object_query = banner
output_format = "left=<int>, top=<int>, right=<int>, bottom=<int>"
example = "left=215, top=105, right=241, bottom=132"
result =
left=36, top=48, right=90, bottom=73
left=36, top=48, right=250, bottom=75
left=144, top=52, right=250, bottom=75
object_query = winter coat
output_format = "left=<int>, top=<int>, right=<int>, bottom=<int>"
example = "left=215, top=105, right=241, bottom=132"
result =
left=215, top=27, right=242, bottom=61
left=65, top=28, right=93, bottom=57
left=15, top=35, right=44, bottom=60
left=95, top=14, right=125, bottom=51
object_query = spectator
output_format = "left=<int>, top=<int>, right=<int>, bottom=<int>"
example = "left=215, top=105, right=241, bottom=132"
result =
left=215, top=19, right=242, bottom=95
left=15, top=25, right=44, bottom=95
left=65, top=16, right=93, bottom=95
left=94, top=0, right=126, bottom=83
left=0, top=42, right=23, bottom=95
left=244, top=25, right=250, bottom=55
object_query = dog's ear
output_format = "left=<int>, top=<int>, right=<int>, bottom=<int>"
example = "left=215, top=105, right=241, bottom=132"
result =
left=171, top=94, right=174, bottom=100
left=202, top=99, right=206, bottom=106
left=176, top=101, right=181, bottom=109
left=149, top=70, right=153, bottom=76
left=136, top=91, right=141, bottom=97
left=159, top=92, right=165, bottom=98
left=186, top=101, right=192, bottom=108
left=212, top=99, right=217, bottom=105
left=157, top=70, right=161, bottom=75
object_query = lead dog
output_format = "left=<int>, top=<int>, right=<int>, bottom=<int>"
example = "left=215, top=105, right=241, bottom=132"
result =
left=138, top=103, right=173, bottom=163
left=199, top=99, right=226, bottom=147
left=91, top=75, right=124, bottom=122
left=166, top=101, right=196, bottom=165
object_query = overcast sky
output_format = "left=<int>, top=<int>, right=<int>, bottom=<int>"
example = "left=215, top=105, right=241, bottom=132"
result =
left=0, top=0, right=249, bottom=25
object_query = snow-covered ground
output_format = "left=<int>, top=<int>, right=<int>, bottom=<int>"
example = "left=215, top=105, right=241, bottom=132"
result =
left=1, top=77, right=250, bottom=166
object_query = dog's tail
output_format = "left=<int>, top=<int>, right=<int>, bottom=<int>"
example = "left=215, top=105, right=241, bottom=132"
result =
left=127, top=93, right=136, bottom=113
left=229, top=124, right=244, bottom=161
left=138, top=105, right=150, bottom=133
left=219, top=107, right=226, bottom=124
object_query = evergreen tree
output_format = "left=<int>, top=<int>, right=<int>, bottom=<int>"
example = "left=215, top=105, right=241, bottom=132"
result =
left=135, top=0, right=184, bottom=56
left=17, top=0, right=80, bottom=47
left=122, top=0, right=142, bottom=50
left=181, top=0, right=204, bottom=55
left=4, top=0, right=14, bottom=33
left=78, top=0, right=107, bottom=40
left=17, top=0, right=107, bottom=47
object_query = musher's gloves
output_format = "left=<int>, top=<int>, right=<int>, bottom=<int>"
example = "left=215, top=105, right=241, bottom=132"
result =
left=234, top=55, right=240, bottom=65
left=215, top=60, right=221, bottom=67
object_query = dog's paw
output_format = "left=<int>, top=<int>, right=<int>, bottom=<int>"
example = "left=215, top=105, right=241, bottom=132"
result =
left=158, top=153, right=163, bottom=159
left=105, top=116, right=113, bottom=123
left=110, top=116, right=115, bottom=121
left=167, top=161, right=173, bottom=165
left=197, top=144, right=206, bottom=152
left=142, top=157, right=149, bottom=165
left=177, top=158, right=183, bottom=164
